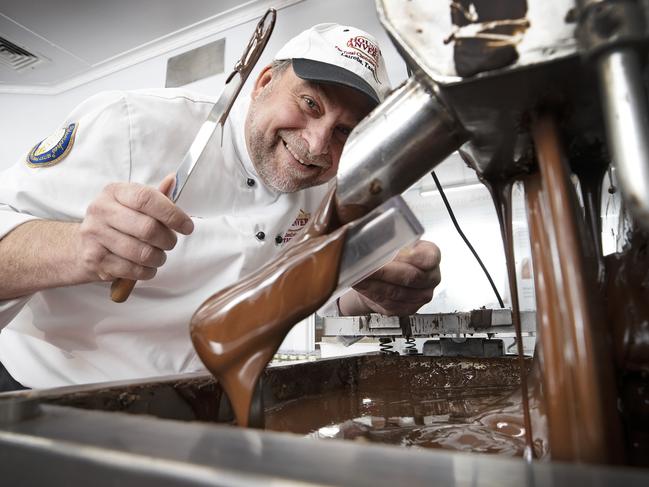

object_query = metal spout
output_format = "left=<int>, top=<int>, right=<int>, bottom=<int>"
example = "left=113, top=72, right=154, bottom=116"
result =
left=597, top=48, right=649, bottom=232
left=334, top=75, right=467, bottom=223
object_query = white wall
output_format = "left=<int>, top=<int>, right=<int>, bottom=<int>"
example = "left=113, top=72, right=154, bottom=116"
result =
left=0, top=0, right=407, bottom=169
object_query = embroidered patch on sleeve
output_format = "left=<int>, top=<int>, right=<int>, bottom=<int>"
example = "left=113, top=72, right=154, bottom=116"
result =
left=26, top=123, right=78, bottom=168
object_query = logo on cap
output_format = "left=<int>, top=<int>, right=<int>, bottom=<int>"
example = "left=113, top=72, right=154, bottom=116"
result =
left=347, top=36, right=380, bottom=69
left=335, top=35, right=382, bottom=84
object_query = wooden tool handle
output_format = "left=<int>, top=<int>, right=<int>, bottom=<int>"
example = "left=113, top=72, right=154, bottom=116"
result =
left=108, top=174, right=176, bottom=303
left=110, top=278, right=137, bottom=303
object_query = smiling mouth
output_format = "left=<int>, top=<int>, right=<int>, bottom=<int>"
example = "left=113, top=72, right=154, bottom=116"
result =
left=281, top=139, right=322, bottom=169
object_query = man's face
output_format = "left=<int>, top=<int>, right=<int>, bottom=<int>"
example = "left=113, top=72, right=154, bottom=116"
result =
left=245, top=64, right=375, bottom=193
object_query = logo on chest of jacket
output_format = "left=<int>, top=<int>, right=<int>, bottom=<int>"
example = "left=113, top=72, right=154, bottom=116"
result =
left=282, top=209, right=310, bottom=244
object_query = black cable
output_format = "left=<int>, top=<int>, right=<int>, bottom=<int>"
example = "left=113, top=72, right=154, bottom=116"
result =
left=430, top=171, right=505, bottom=309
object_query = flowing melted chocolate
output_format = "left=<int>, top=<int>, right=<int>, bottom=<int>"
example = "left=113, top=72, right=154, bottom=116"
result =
left=525, top=114, right=622, bottom=463
left=482, top=177, right=535, bottom=460
left=190, top=186, right=346, bottom=427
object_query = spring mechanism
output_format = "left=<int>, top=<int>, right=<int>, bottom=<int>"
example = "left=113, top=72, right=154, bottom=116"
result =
left=379, top=337, right=396, bottom=354
left=404, top=336, right=418, bottom=355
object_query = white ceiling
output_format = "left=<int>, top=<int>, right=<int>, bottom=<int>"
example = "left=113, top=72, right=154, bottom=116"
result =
left=0, top=0, right=276, bottom=92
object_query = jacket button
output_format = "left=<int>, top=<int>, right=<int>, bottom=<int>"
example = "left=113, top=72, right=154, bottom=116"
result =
left=246, top=178, right=256, bottom=187
left=275, top=235, right=283, bottom=245
left=255, top=231, right=265, bottom=241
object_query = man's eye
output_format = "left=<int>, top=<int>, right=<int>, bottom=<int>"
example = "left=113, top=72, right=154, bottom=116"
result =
left=337, top=126, right=351, bottom=137
left=303, top=97, right=318, bottom=110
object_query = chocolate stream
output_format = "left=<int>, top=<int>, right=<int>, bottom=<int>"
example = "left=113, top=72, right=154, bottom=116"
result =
left=190, top=186, right=347, bottom=427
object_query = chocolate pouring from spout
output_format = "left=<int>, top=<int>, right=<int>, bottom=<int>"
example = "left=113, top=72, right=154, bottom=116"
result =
left=110, top=9, right=277, bottom=303
left=190, top=188, right=348, bottom=427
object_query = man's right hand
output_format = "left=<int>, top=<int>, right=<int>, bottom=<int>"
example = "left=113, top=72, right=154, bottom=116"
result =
left=76, top=174, right=194, bottom=282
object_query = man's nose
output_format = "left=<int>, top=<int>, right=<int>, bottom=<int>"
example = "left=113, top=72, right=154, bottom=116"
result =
left=302, top=121, right=333, bottom=156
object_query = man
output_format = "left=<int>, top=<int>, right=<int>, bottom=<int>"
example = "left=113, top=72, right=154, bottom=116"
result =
left=0, top=23, right=441, bottom=391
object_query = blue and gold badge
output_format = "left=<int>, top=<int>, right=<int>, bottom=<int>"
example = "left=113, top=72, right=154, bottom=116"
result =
left=26, top=123, right=78, bottom=168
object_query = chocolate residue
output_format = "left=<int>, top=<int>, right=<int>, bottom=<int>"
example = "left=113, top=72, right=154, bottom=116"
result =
left=449, top=0, right=530, bottom=77
left=606, top=229, right=649, bottom=372
left=451, top=0, right=528, bottom=25
left=606, top=228, right=649, bottom=465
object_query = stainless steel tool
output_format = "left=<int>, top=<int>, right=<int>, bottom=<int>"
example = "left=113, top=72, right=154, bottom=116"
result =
left=110, top=9, right=277, bottom=303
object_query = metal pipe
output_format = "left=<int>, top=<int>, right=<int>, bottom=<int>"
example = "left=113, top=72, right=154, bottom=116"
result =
left=597, top=47, right=649, bottom=232
left=334, top=76, right=467, bottom=223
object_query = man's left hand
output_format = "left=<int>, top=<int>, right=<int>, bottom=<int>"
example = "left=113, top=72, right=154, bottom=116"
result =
left=338, top=240, right=441, bottom=316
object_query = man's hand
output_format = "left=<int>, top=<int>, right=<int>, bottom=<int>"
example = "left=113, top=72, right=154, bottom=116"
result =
left=75, top=174, right=194, bottom=282
left=338, top=240, right=441, bottom=316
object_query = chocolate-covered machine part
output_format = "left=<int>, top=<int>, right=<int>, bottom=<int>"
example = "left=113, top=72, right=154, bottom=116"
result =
left=328, top=0, right=649, bottom=468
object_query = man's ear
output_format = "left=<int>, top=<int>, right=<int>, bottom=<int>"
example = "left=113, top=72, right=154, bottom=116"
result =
left=251, top=65, right=274, bottom=100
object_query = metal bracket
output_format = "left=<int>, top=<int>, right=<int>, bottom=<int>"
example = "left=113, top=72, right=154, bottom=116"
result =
left=322, top=309, right=536, bottom=337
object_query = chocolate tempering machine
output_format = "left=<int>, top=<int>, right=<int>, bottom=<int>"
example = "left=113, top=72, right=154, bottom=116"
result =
left=2, top=1, right=649, bottom=485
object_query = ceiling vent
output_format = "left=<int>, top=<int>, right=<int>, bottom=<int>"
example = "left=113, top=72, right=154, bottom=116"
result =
left=0, top=36, right=41, bottom=72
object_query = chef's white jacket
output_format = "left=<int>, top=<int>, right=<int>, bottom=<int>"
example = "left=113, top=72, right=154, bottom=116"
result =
left=0, top=88, right=328, bottom=388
